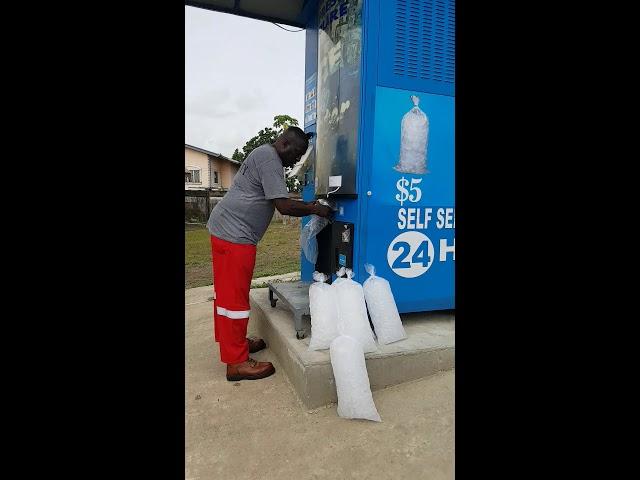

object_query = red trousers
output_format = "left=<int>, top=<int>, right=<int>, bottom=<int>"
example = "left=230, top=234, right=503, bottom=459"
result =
left=211, top=235, right=256, bottom=364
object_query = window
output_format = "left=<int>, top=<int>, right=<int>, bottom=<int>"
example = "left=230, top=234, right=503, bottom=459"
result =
left=186, top=167, right=201, bottom=184
left=213, top=171, right=219, bottom=185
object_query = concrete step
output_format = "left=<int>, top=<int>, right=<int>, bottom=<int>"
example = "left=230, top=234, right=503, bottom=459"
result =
left=249, top=288, right=455, bottom=410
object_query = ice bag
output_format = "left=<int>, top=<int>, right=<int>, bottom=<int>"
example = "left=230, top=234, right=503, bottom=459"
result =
left=300, top=215, right=329, bottom=264
left=363, top=264, right=407, bottom=345
left=332, top=268, right=377, bottom=353
left=308, top=271, right=341, bottom=351
left=330, top=335, right=381, bottom=422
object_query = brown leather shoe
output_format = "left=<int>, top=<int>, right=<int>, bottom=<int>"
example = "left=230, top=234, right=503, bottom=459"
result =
left=226, top=358, right=275, bottom=381
left=247, top=337, right=267, bottom=353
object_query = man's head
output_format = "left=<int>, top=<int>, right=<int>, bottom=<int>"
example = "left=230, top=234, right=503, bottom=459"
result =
left=273, top=127, right=311, bottom=168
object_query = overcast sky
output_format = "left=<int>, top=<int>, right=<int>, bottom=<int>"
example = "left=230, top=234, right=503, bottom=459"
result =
left=185, top=6, right=306, bottom=158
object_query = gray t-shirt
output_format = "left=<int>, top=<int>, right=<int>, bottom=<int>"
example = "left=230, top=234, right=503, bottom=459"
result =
left=207, top=144, right=289, bottom=245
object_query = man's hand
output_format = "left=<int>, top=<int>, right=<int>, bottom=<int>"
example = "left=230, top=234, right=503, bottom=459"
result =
left=312, top=201, right=332, bottom=219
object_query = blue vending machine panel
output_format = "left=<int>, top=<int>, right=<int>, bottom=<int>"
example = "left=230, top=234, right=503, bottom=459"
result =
left=301, top=8, right=320, bottom=283
left=303, top=0, right=455, bottom=312
left=363, top=87, right=455, bottom=312
left=377, top=0, right=455, bottom=97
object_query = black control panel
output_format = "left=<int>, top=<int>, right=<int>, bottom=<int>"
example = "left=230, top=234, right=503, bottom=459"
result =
left=315, top=221, right=355, bottom=279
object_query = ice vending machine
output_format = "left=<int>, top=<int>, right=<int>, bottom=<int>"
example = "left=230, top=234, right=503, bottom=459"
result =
left=300, top=0, right=455, bottom=313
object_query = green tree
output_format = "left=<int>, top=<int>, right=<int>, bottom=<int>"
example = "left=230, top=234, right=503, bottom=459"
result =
left=231, top=148, right=244, bottom=162
left=237, top=127, right=279, bottom=161
left=272, top=114, right=298, bottom=131
left=233, top=115, right=303, bottom=193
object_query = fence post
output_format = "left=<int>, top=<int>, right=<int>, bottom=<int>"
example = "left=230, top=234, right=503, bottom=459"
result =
left=205, top=192, right=211, bottom=222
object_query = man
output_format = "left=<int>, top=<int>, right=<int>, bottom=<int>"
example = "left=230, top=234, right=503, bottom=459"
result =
left=206, top=127, right=332, bottom=381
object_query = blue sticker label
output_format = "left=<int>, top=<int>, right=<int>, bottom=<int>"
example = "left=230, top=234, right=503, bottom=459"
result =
left=338, top=253, right=346, bottom=266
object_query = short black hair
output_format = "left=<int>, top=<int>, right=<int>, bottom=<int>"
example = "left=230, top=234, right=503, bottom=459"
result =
left=284, top=126, right=310, bottom=148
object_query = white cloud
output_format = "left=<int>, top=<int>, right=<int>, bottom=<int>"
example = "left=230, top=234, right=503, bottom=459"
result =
left=185, top=6, right=305, bottom=157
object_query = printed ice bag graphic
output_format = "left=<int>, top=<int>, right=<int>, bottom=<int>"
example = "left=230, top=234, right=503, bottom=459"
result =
left=395, top=95, right=429, bottom=174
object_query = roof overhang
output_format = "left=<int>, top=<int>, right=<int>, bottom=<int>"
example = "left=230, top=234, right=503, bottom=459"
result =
left=185, top=0, right=315, bottom=29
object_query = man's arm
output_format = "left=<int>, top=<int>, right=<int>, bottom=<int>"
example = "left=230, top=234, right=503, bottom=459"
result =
left=273, top=198, right=332, bottom=218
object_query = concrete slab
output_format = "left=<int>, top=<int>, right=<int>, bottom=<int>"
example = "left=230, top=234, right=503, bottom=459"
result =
left=185, top=284, right=214, bottom=306
left=249, top=288, right=455, bottom=409
left=186, top=289, right=454, bottom=480
left=251, top=271, right=300, bottom=287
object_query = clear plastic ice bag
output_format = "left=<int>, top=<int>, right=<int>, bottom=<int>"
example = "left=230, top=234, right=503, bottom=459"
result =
left=363, top=264, right=407, bottom=345
left=330, top=335, right=381, bottom=422
left=300, top=215, right=330, bottom=264
left=308, top=271, right=340, bottom=351
left=332, top=269, right=377, bottom=353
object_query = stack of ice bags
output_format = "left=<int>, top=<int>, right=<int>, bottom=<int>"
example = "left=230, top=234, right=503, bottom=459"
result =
left=306, top=264, right=407, bottom=422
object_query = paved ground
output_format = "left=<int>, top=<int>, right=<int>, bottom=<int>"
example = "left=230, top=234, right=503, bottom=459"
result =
left=186, top=287, right=455, bottom=480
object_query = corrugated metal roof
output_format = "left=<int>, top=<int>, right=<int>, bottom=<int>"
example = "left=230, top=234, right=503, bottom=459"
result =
left=185, top=0, right=311, bottom=28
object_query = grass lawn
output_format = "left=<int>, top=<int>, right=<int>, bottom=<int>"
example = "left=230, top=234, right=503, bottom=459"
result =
left=185, top=220, right=301, bottom=289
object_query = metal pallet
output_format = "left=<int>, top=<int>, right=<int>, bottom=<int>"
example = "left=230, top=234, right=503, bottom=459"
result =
left=267, top=281, right=311, bottom=339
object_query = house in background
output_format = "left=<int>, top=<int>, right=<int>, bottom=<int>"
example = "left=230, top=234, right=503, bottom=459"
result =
left=185, top=144, right=240, bottom=193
